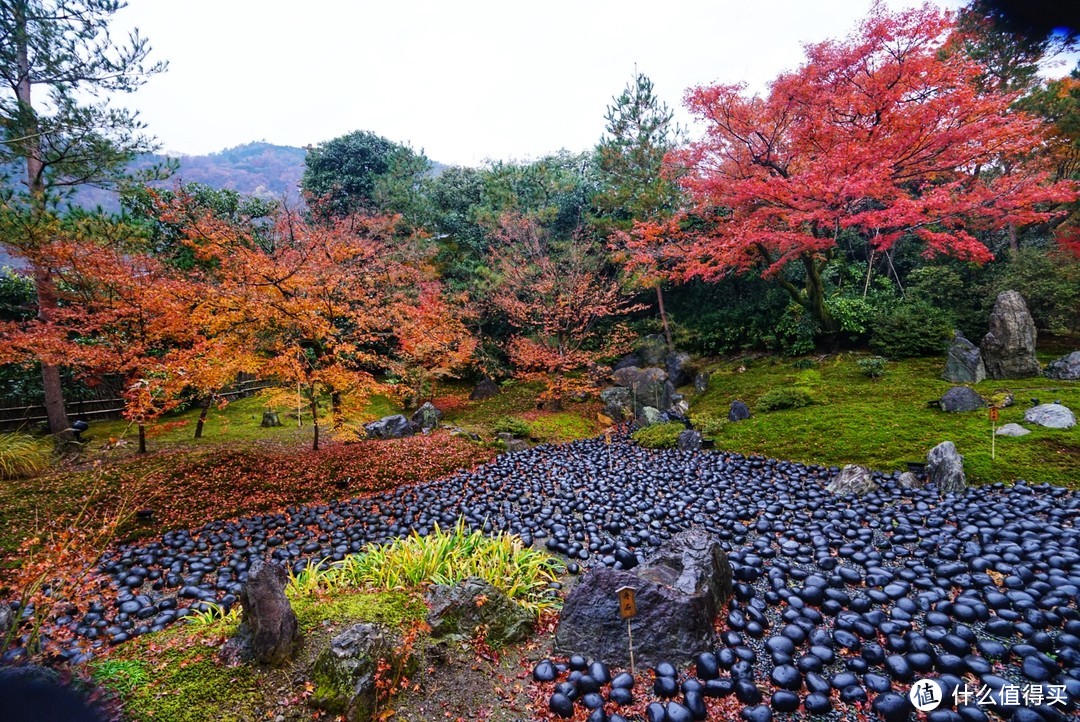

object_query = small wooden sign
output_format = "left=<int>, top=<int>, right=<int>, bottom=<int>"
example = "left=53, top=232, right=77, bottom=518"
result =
left=989, top=407, right=999, bottom=423
left=616, top=586, right=637, bottom=619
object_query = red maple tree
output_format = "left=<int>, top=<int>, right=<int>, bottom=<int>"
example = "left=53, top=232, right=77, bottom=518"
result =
left=628, top=4, right=1077, bottom=333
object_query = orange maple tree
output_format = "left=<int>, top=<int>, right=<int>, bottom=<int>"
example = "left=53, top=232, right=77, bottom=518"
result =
left=168, top=202, right=433, bottom=450
left=628, top=4, right=1077, bottom=333
left=395, top=281, right=477, bottom=405
left=0, top=233, right=218, bottom=452
left=492, top=213, right=642, bottom=407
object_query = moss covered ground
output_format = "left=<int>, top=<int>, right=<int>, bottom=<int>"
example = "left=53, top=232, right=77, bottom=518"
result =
left=689, top=352, right=1079, bottom=488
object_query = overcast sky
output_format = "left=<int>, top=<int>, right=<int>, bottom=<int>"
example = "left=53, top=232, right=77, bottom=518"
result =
left=111, top=0, right=979, bottom=167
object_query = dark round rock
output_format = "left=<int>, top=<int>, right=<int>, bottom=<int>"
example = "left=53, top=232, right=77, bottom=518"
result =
left=665, top=701, right=693, bottom=722
left=770, top=690, right=801, bottom=713
left=549, top=692, right=574, bottom=719
left=871, top=692, right=912, bottom=722
left=533, top=660, right=556, bottom=682
left=581, top=692, right=605, bottom=710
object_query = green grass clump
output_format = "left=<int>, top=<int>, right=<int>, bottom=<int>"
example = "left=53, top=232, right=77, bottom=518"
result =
left=0, top=433, right=50, bottom=480
left=692, top=353, right=1079, bottom=487
left=755, top=386, right=815, bottom=412
left=491, top=415, right=532, bottom=438
left=337, top=518, right=562, bottom=615
left=631, top=422, right=686, bottom=449
left=91, top=659, right=150, bottom=694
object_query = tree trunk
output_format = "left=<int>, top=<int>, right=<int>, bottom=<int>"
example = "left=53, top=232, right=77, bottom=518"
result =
left=194, top=396, right=213, bottom=439
left=330, top=390, right=342, bottom=430
left=309, top=391, right=320, bottom=452
left=656, top=284, right=674, bottom=352
left=17, top=14, right=71, bottom=444
left=138, top=424, right=146, bottom=454
left=1008, top=223, right=1019, bottom=256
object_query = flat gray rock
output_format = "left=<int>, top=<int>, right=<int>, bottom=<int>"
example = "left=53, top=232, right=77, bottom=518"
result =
left=995, top=423, right=1031, bottom=437
left=940, top=386, right=985, bottom=413
left=1024, top=404, right=1076, bottom=429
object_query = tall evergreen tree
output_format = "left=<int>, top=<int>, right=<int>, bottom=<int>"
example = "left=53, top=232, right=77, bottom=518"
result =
left=0, top=0, right=165, bottom=441
left=594, top=72, right=682, bottom=349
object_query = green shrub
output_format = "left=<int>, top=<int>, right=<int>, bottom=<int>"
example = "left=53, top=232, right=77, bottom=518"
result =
left=755, top=386, right=815, bottom=413
left=491, top=416, right=531, bottom=438
left=0, top=433, right=51, bottom=480
left=631, top=422, right=686, bottom=449
left=857, top=356, right=887, bottom=379
left=688, top=412, right=727, bottom=437
left=869, top=301, right=953, bottom=358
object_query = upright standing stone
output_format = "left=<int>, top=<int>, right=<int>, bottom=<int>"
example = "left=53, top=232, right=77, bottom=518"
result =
left=410, top=402, right=443, bottom=431
left=942, top=332, right=986, bottom=384
left=980, top=291, right=1040, bottom=379
left=926, top=441, right=966, bottom=495
left=224, top=559, right=299, bottom=666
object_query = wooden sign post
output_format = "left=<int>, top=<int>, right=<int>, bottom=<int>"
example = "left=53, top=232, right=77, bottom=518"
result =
left=616, top=586, right=637, bottom=676
left=989, top=406, right=999, bottom=460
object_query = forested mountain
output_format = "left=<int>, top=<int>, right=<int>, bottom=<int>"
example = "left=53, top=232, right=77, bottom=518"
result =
left=70, top=141, right=308, bottom=213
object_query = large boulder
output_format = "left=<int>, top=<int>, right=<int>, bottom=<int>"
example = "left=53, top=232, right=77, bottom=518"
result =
left=927, top=441, right=966, bottom=495
left=1024, top=403, right=1076, bottom=429
left=469, top=377, right=499, bottom=401
left=426, top=577, right=534, bottom=646
left=939, top=386, right=985, bottom=413
left=980, top=291, right=1041, bottom=379
left=612, top=366, right=673, bottom=414
left=600, top=386, right=634, bottom=423
left=363, top=414, right=417, bottom=440
left=825, top=465, right=877, bottom=496
left=555, top=528, right=732, bottom=667
left=942, top=333, right=986, bottom=384
left=1045, top=351, right=1080, bottom=381
left=666, top=351, right=694, bottom=387
left=310, top=623, right=417, bottom=720
left=221, top=559, right=299, bottom=667
left=613, top=353, right=641, bottom=371
left=410, top=402, right=443, bottom=431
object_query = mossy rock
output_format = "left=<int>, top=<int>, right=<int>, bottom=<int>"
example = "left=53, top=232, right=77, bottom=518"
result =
left=310, top=622, right=417, bottom=720
left=425, top=576, right=534, bottom=646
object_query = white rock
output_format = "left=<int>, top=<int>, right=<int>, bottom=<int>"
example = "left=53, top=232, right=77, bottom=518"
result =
left=994, top=423, right=1030, bottom=437
left=1024, top=403, right=1076, bottom=429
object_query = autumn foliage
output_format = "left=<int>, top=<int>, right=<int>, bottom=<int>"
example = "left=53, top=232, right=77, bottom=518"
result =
left=492, top=214, right=642, bottom=405
left=628, top=4, right=1077, bottom=333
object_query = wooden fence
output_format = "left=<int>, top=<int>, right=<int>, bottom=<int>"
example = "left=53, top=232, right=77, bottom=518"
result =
left=0, top=376, right=271, bottom=433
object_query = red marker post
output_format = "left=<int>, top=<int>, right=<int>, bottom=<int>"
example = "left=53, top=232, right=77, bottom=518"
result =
left=617, top=586, right=637, bottom=676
